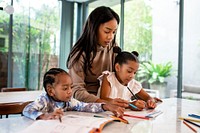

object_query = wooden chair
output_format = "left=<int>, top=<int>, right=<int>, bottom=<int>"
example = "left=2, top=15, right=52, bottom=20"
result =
left=1, top=87, right=26, bottom=92
left=0, top=101, right=31, bottom=118
left=0, top=87, right=28, bottom=118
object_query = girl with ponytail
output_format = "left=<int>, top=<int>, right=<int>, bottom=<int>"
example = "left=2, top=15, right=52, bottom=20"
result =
left=97, top=46, right=162, bottom=110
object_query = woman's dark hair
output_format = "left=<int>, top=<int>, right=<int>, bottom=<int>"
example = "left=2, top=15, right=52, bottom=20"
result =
left=43, top=68, right=68, bottom=92
left=113, top=46, right=139, bottom=70
left=67, top=6, right=120, bottom=74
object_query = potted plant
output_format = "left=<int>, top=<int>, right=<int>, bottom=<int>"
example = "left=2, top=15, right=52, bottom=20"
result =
left=136, top=61, right=173, bottom=98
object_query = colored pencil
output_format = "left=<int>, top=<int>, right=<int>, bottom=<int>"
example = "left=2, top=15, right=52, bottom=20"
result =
left=184, top=119, right=200, bottom=128
left=129, top=103, right=138, bottom=109
left=179, top=117, right=200, bottom=123
left=93, top=115, right=105, bottom=118
left=59, top=116, right=62, bottom=123
left=124, top=114, right=149, bottom=120
left=188, top=114, right=200, bottom=119
left=183, top=120, right=197, bottom=133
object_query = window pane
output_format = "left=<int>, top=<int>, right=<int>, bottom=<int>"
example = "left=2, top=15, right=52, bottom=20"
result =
left=0, top=0, right=61, bottom=90
left=0, top=1, right=11, bottom=89
left=124, top=0, right=179, bottom=98
left=183, top=0, right=200, bottom=100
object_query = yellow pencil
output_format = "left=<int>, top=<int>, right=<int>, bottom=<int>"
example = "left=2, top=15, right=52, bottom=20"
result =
left=179, top=117, right=200, bottom=123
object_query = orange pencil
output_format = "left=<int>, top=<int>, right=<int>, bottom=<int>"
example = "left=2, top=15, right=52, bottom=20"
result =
left=183, top=120, right=197, bottom=133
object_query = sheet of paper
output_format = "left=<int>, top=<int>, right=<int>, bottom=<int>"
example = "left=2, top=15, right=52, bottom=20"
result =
left=19, top=115, right=114, bottom=133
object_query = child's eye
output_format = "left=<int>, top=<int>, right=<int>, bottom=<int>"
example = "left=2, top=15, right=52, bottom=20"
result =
left=105, top=31, right=109, bottom=34
left=63, top=88, right=68, bottom=91
left=127, top=70, right=132, bottom=73
left=134, top=72, right=137, bottom=74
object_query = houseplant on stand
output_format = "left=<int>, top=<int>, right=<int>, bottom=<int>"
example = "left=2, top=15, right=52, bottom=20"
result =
left=136, top=61, right=173, bottom=98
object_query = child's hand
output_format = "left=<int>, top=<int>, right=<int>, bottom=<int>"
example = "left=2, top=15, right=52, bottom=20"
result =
left=146, top=97, right=162, bottom=109
left=109, top=98, right=129, bottom=108
left=153, top=97, right=163, bottom=103
left=130, top=100, right=146, bottom=111
left=102, top=104, right=125, bottom=117
left=147, top=99, right=157, bottom=109
left=38, top=108, right=64, bottom=120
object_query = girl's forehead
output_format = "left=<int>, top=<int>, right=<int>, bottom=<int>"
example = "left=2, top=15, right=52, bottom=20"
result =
left=101, top=19, right=118, bottom=29
left=123, top=60, right=139, bottom=68
left=55, top=73, right=71, bottom=84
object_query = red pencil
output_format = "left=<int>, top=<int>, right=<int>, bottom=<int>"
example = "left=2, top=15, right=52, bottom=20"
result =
left=124, top=114, right=149, bottom=120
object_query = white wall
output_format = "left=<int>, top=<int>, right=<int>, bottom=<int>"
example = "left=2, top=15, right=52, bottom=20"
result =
left=152, top=0, right=200, bottom=95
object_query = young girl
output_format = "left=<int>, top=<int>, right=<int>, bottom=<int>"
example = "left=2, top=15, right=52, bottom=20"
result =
left=97, top=47, right=162, bottom=110
left=23, top=68, right=125, bottom=120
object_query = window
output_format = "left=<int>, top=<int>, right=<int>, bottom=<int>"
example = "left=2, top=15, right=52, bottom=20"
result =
left=0, top=0, right=61, bottom=90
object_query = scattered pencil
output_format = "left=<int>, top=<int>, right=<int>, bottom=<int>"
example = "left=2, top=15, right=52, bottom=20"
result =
left=179, top=117, right=200, bottom=123
left=183, top=120, right=197, bottom=133
left=188, top=114, right=200, bottom=119
left=184, top=119, right=200, bottom=128
left=124, top=114, right=149, bottom=120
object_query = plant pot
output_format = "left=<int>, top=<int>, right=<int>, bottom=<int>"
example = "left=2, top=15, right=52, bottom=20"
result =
left=150, top=82, right=167, bottom=98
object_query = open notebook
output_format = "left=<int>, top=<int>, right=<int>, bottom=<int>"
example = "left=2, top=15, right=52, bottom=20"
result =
left=19, top=114, right=128, bottom=133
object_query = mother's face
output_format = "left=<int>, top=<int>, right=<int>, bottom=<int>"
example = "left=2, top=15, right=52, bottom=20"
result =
left=97, top=19, right=118, bottom=47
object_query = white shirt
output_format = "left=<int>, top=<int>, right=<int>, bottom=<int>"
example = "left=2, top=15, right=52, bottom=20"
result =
left=97, top=71, right=142, bottom=101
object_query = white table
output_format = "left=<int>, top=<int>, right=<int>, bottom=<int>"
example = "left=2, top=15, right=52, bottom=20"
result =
left=0, top=98, right=199, bottom=133
left=0, top=91, right=43, bottom=104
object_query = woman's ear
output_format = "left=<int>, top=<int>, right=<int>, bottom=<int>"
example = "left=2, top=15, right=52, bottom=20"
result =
left=46, top=84, right=54, bottom=96
left=115, top=63, right=120, bottom=72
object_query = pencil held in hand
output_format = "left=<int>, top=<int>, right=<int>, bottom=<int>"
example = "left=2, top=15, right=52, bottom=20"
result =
left=129, top=103, right=138, bottom=109
left=54, top=108, right=64, bottom=122
left=59, top=116, right=62, bottom=123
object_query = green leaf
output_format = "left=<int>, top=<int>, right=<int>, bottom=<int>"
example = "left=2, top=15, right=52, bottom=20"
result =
left=136, top=61, right=173, bottom=84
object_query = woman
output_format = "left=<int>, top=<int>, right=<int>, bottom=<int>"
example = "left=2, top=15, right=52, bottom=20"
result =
left=67, top=6, right=128, bottom=108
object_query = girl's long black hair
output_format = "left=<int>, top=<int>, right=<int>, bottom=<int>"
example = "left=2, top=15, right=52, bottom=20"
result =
left=67, top=6, right=120, bottom=74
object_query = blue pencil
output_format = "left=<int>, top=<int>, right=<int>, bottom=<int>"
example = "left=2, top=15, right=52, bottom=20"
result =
left=188, top=114, right=200, bottom=119
left=129, top=103, right=138, bottom=109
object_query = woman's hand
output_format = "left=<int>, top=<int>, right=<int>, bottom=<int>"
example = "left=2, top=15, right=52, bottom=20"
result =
left=102, top=104, right=125, bottom=117
left=109, top=98, right=129, bottom=108
left=37, top=108, right=64, bottom=120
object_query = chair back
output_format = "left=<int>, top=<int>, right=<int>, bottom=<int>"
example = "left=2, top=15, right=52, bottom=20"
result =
left=0, top=87, right=28, bottom=118
left=0, top=101, right=31, bottom=118
left=1, top=87, right=26, bottom=92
